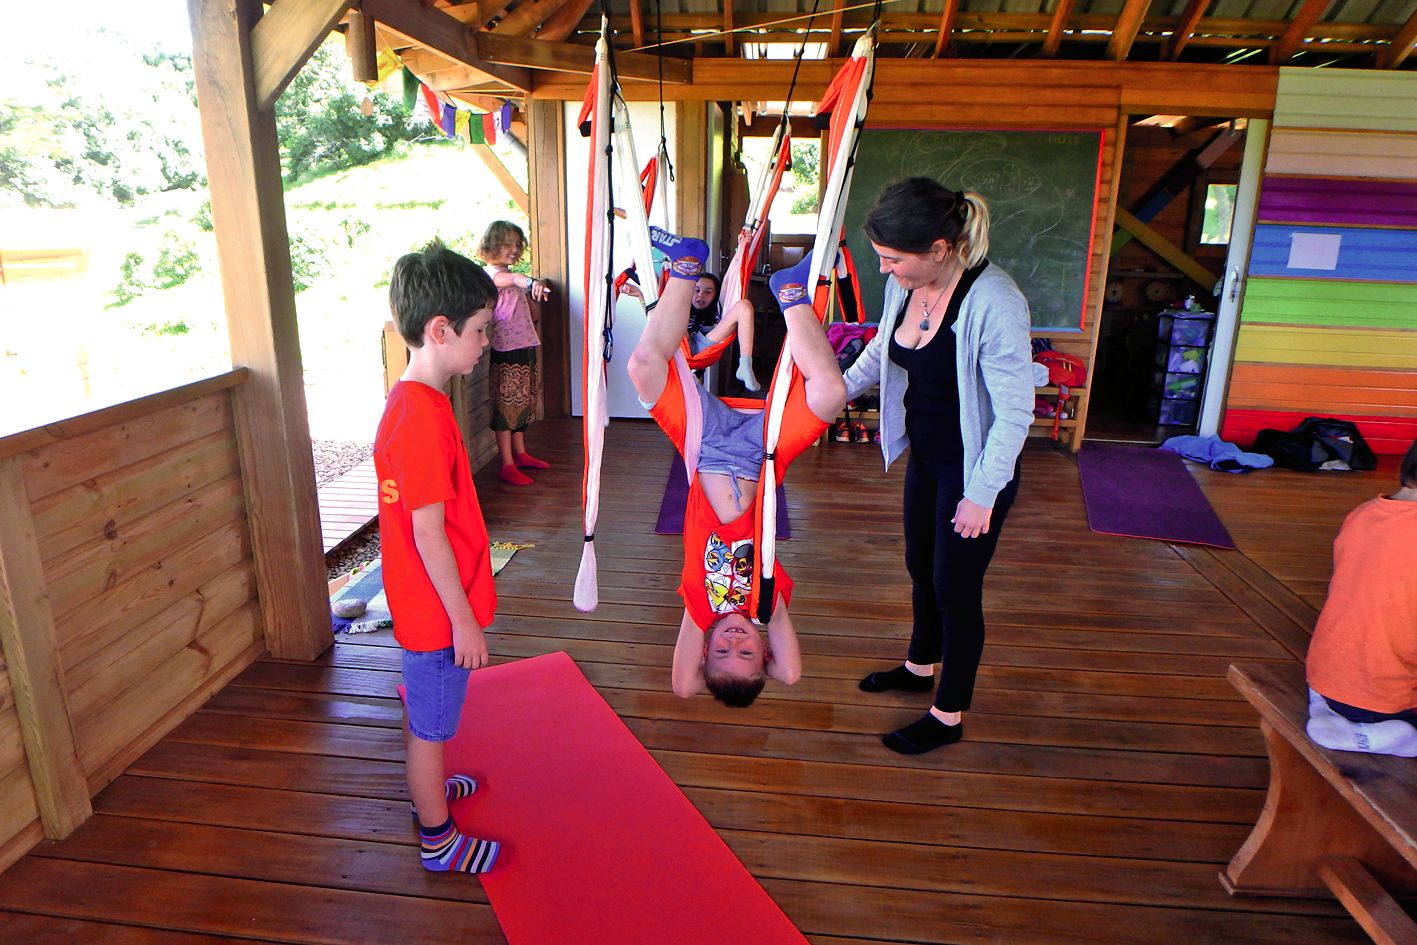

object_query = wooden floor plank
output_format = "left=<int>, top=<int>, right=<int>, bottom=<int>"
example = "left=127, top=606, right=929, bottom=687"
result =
left=4, top=420, right=1389, bottom=945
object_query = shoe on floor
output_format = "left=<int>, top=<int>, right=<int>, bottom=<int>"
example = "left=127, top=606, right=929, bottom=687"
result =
left=833, top=419, right=852, bottom=443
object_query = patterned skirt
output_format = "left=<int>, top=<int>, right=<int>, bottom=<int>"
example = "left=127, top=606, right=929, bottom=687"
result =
left=489, top=346, right=538, bottom=433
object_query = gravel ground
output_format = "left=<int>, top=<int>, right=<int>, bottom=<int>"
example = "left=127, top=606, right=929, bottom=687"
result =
left=313, top=438, right=379, bottom=580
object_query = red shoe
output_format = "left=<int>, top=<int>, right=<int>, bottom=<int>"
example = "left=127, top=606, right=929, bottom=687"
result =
left=833, top=419, right=851, bottom=443
left=514, top=452, right=551, bottom=470
left=499, top=464, right=534, bottom=486
left=852, top=422, right=869, bottom=444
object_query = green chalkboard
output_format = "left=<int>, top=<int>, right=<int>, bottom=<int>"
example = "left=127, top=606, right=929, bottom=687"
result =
left=842, top=129, right=1102, bottom=332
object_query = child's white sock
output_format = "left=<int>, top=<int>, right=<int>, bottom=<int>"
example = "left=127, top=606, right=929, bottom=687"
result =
left=735, top=356, right=761, bottom=391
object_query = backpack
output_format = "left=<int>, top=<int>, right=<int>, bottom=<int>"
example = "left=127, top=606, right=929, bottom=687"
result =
left=1253, top=416, right=1378, bottom=472
left=1032, top=351, right=1087, bottom=440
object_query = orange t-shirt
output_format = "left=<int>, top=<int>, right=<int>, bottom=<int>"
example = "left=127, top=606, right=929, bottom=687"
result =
left=648, top=362, right=827, bottom=630
left=1306, top=496, right=1417, bottom=713
left=374, top=381, right=497, bottom=651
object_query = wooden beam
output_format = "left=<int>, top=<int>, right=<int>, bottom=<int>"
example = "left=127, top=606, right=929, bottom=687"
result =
left=724, top=0, right=736, bottom=56
left=1106, top=0, right=1153, bottom=60
left=1379, top=7, right=1417, bottom=68
left=250, top=0, right=353, bottom=112
left=1040, top=0, right=1074, bottom=57
left=1270, top=0, right=1332, bottom=63
left=477, top=31, right=691, bottom=83
left=345, top=9, right=378, bottom=82
left=493, top=0, right=568, bottom=37
left=628, top=0, right=646, bottom=48
left=470, top=144, right=530, bottom=212
left=1164, top=0, right=1210, bottom=60
left=829, top=0, right=844, bottom=56
left=539, top=0, right=596, bottom=42
left=526, top=100, right=570, bottom=417
left=188, top=0, right=331, bottom=662
left=1113, top=207, right=1218, bottom=291
left=933, top=0, right=960, bottom=57
left=362, top=0, right=533, bottom=90
left=0, top=458, right=92, bottom=840
left=477, top=0, right=516, bottom=27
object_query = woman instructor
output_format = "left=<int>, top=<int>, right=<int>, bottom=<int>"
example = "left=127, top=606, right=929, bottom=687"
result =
left=842, top=177, right=1035, bottom=754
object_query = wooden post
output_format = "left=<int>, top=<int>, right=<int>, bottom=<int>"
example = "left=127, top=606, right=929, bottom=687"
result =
left=0, top=458, right=91, bottom=839
left=675, top=102, right=707, bottom=239
left=187, top=0, right=331, bottom=661
left=527, top=99, right=570, bottom=418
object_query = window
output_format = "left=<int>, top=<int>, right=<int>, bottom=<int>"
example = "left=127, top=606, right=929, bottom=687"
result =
left=1201, top=183, right=1237, bottom=245
left=741, top=136, right=820, bottom=235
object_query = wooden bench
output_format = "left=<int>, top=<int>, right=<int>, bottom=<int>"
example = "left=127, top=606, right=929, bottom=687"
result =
left=1224, top=663, right=1417, bottom=945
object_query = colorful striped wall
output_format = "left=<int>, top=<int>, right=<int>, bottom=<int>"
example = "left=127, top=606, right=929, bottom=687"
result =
left=1222, top=69, right=1417, bottom=456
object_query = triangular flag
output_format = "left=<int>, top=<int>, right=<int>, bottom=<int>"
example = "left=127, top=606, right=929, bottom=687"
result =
left=499, top=101, right=513, bottom=135
left=455, top=110, right=471, bottom=139
left=367, top=48, right=401, bottom=87
left=420, top=84, right=441, bottom=125
left=482, top=112, right=497, bottom=145
left=402, top=67, right=419, bottom=111
left=440, top=103, right=457, bottom=138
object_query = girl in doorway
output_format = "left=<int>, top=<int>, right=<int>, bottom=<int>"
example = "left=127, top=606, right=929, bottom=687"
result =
left=478, top=221, right=552, bottom=487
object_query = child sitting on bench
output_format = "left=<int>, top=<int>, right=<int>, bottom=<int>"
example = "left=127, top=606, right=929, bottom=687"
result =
left=1305, top=436, right=1417, bottom=757
left=624, top=229, right=846, bottom=707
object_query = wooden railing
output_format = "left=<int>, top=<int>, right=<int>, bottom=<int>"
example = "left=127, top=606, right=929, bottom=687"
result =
left=0, top=370, right=266, bottom=873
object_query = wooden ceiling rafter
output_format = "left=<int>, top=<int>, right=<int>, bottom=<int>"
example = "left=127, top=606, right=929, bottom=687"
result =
left=1378, top=6, right=1417, bottom=68
left=829, top=0, right=845, bottom=56
left=724, top=0, right=736, bottom=56
left=1164, top=0, right=1210, bottom=60
left=538, top=0, right=597, bottom=41
left=1106, top=0, right=1153, bottom=60
left=251, top=0, right=354, bottom=111
left=493, top=0, right=573, bottom=36
left=629, top=0, right=646, bottom=47
left=933, top=0, right=960, bottom=57
left=1040, top=0, right=1074, bottom=57
left=1270, top=0, right=1333, bottom=63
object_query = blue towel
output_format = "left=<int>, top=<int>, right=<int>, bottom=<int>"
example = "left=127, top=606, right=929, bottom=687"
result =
left=1160, top=435, right=1274, bottom=474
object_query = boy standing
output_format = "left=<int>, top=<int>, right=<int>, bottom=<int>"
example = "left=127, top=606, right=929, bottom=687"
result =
left=375, top=238, right=502, bottom=873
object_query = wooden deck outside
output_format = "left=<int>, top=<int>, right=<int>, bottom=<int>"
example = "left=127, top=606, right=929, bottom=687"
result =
left=0, top=418, right=1395, bottom=945
left=317, top=458, right=378, bottom=554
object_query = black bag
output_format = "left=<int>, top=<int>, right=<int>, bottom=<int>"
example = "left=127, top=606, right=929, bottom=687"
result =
left=1254, top=416, right=1378, bottom=472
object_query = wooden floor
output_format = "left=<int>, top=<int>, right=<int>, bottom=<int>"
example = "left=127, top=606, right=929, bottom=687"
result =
left=317, top=457, right=378, bottom=554
left=1, top=418, right=1399, bottom=945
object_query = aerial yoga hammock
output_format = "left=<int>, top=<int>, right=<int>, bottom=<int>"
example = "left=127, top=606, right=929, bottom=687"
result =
left=575, top=15, right=878, bottom=616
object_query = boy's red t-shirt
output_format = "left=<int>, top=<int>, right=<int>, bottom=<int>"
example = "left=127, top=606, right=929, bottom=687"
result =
left=374, top=380, right=497, bottom=651
left=649, top=364, right=827, bottom=630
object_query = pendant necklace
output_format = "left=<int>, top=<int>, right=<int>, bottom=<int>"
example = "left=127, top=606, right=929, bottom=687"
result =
left=917, top=256, right=960, bottom=333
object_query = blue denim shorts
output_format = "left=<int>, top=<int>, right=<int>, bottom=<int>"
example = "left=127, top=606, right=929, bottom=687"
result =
left=402, top=647, right=472, bottom=742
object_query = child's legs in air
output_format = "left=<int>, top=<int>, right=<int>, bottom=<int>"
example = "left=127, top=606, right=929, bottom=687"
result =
left=626, top=229, right=709, bottom=405
left=704, top=299, right=761, bottom=391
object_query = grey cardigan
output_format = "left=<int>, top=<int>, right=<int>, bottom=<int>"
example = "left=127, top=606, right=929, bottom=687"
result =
left=842, top=265, right=1036, bottom=508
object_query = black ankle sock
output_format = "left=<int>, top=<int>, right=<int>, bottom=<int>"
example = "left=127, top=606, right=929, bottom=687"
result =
left=883, top=714, right=963, bottom=755
left=859, top=664, right=934, bottom=694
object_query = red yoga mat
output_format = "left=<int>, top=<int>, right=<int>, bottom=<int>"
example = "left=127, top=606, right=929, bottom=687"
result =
left=430, top=651, right=808, bottom=945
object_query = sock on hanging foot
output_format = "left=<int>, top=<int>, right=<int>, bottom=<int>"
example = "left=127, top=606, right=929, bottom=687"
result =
left=768, top=253, right=817, bottom=313
left=410, top=774, right=481, bottom=820
left=499, top=464, right=534, bottom=486
left=883, top=713, right=963, bottom=755
left=514, top=452, right=551, bottom=470
left=735, top=356, right=762, bottom=392
left=648, top=227, right=708, bottom=280
left=859, top=664, right=935, bottom=694
left=419, top=817, right=500, bottom=874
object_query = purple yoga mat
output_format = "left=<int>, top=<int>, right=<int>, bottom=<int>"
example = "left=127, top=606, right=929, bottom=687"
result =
left=654, top=453, right=790, bottom=538
left=1077, top=443, right=1234, bottom=549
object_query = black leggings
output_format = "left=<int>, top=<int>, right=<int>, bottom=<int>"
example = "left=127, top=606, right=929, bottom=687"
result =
left=903, top=452, right=1021, bottom=712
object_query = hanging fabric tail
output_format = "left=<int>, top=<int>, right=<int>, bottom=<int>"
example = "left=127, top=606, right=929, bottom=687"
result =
left=720, top=122, right=793, bottom=316
left=752, top=28, right=877, bottom=625
left=575, top=31, right=614, bottom=613
left=612, top=94, right=661, bottom=310
left=835, top=241, right=867, bottom=323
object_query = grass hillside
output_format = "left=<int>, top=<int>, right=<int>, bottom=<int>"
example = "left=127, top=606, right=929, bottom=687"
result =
left=1, top=143, right=526, bottom=440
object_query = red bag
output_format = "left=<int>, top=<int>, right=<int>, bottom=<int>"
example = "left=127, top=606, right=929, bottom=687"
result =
left=1032, top=351, right=1087, bottom=440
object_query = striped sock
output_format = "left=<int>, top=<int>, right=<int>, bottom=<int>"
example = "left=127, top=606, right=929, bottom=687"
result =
left=420, top=817, right=500, bottom=874
left=410, top=774, right=480, bottom=821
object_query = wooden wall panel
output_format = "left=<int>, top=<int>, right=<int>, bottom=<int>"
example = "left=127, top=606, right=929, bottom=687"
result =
left=1221, top=408, right=1417, bottom=455
left=1264, top=129, right=1417, bottom=180
left=1273, top=68, right=1417, bottom=133
left=1238, top=277, right=1417, bottom=330
left=1256, top=176, right=1417, bottom=228
left=1249, top=226, right=1417, bottom=282
left=1227, top=363, right=1417, bottom=416
left=0, top=372, right=268, bottom=861
left=1234, top=324, right=1417, bottom=370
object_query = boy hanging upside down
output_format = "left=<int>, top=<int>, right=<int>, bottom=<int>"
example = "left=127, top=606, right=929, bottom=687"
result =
left=625, top=229, right=847, bottom=707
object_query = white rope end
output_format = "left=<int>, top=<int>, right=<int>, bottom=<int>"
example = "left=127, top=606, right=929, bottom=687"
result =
left=573, top=541, right=600, bottom=613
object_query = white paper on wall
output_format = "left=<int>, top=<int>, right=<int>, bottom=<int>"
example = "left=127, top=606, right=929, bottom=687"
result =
left=1287, top=232, right=1341, bottom=271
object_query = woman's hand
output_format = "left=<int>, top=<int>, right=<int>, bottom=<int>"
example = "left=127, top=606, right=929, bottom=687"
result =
left=528, top=277, right=551, bottom=303
left=952, top=497, right=992, bottom=538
